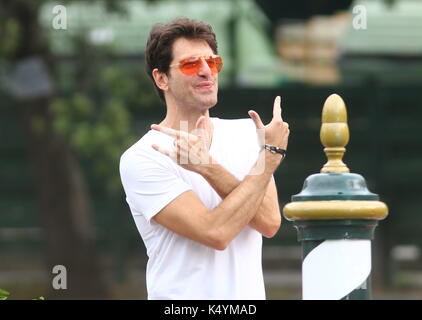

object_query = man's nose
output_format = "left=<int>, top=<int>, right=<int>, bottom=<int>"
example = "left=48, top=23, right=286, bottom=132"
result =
left=197, top=58, right=212, bottom=76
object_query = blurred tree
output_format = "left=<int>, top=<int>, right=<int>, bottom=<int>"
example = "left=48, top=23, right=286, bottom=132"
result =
left=0, top=0, right=159, bottom=299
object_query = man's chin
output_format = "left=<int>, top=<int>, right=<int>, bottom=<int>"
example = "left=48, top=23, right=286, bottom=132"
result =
left=197, top=94, right=217, bottom=110
left=201, top=99, right=217, bottom=110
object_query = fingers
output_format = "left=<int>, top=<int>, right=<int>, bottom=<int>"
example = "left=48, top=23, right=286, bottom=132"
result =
left=153, top=142, right=190, bottom=164
left=249, top=96, right=283, bottom=129
left=248, top=110, right=265, bottom=129
left=151, top=120, right=209, bottom=166
left=152, top=135, right=200, bottom=162
left=152, top=144, right=176, bottom=161
left=151, top=124, right=185, bottom=139
left=195, top=116, right=205, bottom=131
left=273, top=96, right=283, bottom=121
left=151, top=123, right=200, bottom=144
left=193, top=116, right=208, bottom=142
left=280, top=122, right=290, bottom=150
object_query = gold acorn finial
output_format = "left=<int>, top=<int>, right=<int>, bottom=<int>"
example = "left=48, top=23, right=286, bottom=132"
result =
left=320, top=94, right=350, bottom=173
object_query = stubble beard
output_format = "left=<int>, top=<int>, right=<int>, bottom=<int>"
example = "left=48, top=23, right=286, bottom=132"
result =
left=176, top=86, right=218, bottom=112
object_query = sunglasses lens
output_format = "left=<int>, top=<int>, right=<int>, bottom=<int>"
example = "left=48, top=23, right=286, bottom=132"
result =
left=215, top=56, right=223, bottom=73
left=204, top=56, right=223, bottom=74
left=179, top=56, right=223, bottom=75
left=179, top=59, right=201, bottom=75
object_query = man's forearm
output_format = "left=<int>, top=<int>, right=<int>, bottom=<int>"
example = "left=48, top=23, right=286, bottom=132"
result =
left=198, top=157, right=281, bottom=237
left=204, top=151, right=280, bottom=246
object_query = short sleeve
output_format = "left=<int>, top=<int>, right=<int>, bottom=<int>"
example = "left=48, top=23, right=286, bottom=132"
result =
left=119, top=149, right=192, bottom=223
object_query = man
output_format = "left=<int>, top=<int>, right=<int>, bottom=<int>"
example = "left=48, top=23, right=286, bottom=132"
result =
left=119, top=17, right=289, bottom=300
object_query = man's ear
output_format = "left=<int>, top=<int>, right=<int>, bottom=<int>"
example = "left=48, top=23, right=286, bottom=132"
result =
left=152, top=68, right=169, bottom=92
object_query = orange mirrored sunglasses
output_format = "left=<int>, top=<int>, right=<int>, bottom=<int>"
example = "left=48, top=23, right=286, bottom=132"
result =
left=170, top=55, right=223, bottom=75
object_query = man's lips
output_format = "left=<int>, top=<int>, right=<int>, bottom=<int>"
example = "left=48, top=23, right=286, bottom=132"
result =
left=195, top=81, right=214, bottom=89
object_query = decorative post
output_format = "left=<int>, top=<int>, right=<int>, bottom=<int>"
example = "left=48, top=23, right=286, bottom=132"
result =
left=283, top=94, right=388, bottom=300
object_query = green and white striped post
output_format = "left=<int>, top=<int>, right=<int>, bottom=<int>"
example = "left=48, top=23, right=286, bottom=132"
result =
left=283, top=94, right=388, bottom=300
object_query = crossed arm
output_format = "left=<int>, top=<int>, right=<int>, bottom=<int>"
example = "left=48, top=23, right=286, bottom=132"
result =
left=196, top=162, right=281, bottom=238
left=151, top=96, right=289, bottom=250
left=152, top=150, right=282, bottom=250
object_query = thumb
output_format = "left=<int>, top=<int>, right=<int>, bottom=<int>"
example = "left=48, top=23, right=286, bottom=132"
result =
left=248, top=110, right=265, bottom=130
left=194, top=116, right=208, bottom=141
left=195, top=116, right=206, bottom=131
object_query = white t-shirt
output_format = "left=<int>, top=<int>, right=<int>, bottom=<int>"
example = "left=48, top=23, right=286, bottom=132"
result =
left=119, top=117, right=265, bottom=300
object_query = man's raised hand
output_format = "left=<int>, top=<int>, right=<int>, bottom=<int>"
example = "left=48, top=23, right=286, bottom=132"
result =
left=248, top=96, right=289, bottom=151
left=151, top=120, right=215, bottom=172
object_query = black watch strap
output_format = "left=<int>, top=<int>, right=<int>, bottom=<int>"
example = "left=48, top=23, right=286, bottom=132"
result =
left=263, top=145, right=287, bottom=158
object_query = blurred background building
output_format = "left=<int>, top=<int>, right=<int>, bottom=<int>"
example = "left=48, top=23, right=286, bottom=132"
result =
left=1, top=0, right=422, bottom=299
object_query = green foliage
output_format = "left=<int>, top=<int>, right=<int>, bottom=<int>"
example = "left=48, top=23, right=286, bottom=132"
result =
left=0, top=288, right=45, bottom=300
left=0, top=0, right=161, bottom=195
left=0, top=17, right=20, bottom=63
left=50, top=40, right=160, bottom=194
left=31, top=115, right=47, bottom=136
left=0, top=289, right=10, bottom=300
